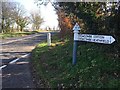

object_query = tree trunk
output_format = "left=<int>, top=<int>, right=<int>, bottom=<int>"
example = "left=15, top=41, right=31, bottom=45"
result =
left=2, top=17, right=4, bottom=33
left=20, top=26, right=23, bottom=32
left=17, top=25, right=20, bottom=32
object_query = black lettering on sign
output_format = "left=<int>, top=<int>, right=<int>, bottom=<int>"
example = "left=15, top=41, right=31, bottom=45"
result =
left=87, top=35, right=92, bottom=38
left=86, top=39, right=91, bottom=41
left=93, top=35, right=104, bottom=39
left=106, top=40, right=109, bottom=43
left=99, top=39, right=103, bottom=42
left=96, top=39, right=99, bottom=41
left=93, top=39, right=95, bottom=41
left=103, top=40, right=105, bottom=42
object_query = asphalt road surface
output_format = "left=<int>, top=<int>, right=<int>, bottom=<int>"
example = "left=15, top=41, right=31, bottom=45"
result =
left=0, top=32, right=53, bottom=89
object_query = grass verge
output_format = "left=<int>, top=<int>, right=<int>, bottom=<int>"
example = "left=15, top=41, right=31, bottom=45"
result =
left=0, top=31, right=39, bottom=39
left=31, top=34, right=120, bottom=88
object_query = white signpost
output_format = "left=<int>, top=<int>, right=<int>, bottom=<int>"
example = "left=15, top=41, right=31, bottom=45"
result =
left=72, top=23, right=116, bottom=65
left=73, top=23, right=81, bottom=31
left=75, top=34, right=115, bottom=44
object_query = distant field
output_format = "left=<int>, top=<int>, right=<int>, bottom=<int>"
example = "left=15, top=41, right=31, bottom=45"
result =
left=0, top=31, right=39, bottom=39
left=0, top=30, right=60, bottom=39
left=36, top=30, right=60, bottom=32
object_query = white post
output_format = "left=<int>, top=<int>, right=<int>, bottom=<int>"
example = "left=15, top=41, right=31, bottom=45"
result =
left=47, top=33, right=51, bottom=46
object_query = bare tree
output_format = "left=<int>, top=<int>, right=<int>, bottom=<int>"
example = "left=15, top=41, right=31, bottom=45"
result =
left=12, top=3, right=27, bottom=32
left=16, top=16, right=30, bottom=32
left=1, top=1, right=29, bottom=33
left=30, top=12, right=44, bottom=30
left=0, top=2, right=2, bottom=33
left=1, top=2, right=16, bottom=33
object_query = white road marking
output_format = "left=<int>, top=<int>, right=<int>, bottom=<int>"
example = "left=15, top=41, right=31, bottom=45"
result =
left=0, top=54, right=3, bottom=55
left=0, top=65, right=7, bottom=70
left=0, top=53, right=30, bottom=70
left=9, top=58, right=20, bottom=64
left=21, top=53, right=30, bottom=58
left=9, top=53, right=30, bottom=64
left=1, top=34, right=42, bottom=45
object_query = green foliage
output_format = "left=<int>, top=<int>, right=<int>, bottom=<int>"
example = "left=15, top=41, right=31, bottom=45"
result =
left=31, top=35, right=120, bottom=88
left=55, top=2, right=120, bottom=61
left=1, top=2, right=31, bottom=33
left=56, top=2, right=119, bottom=34
left=16, top=17, right=30, bottom=32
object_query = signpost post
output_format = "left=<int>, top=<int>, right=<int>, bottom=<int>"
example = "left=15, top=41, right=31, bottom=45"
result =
left=72, top=23, right=80, bottom=65
left=72, top=23, right=115, bottom=65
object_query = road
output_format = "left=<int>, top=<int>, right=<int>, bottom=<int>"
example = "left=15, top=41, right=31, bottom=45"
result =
left=0, top=32, right=52, bottom=89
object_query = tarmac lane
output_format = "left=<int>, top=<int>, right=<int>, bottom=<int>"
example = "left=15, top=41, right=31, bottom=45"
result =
left=2, top=55, right=35, bottom=88
left=0, top=32, right=48, bottom=89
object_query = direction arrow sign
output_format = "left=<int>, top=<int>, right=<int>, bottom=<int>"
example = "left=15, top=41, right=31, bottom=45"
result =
left=73, top=23, right=80, bottom=31
left=75, top=34, right=115, bottom=44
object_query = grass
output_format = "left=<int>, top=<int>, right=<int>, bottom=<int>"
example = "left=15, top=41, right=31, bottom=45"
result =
left=0, top=31, right=39, bottom=39
left=31, top=34, right=120, bottom=88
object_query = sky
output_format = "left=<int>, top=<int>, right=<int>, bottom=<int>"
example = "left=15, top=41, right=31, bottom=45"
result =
left=15, top=0, right=58, bottom=29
